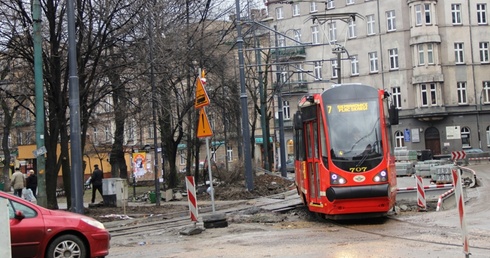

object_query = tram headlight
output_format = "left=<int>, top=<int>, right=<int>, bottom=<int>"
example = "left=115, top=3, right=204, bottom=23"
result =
left=373, top=170, right=388, bottom=182
left=330, top=173, right=347, bottom=185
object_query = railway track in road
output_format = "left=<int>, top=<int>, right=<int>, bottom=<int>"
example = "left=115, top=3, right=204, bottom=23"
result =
left=108, top=190, right=302, bottom=238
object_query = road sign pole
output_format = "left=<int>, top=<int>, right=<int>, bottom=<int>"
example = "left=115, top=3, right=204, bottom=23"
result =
left=205, top=136, right=216, bottom=213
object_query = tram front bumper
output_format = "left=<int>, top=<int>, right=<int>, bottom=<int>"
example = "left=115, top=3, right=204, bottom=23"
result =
left=326, top=184, right=389, bottom=202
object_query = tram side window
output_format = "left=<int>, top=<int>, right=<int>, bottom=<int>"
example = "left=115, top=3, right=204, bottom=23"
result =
left=295, top=129, right=305, bottom=161
left=320, top=119, right=328, bottom=167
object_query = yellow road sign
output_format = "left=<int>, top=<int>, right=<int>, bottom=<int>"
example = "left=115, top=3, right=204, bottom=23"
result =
left=195, top=78, right=210, bottom=109
left=197, top=108, right=213, bottom=138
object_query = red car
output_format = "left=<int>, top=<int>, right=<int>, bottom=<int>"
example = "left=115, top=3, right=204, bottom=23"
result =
left=0, top=191, right=110, bottom=258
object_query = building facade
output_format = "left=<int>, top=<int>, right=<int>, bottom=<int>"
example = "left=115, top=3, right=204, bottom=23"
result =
left=265, top=0, right=490, bottom=156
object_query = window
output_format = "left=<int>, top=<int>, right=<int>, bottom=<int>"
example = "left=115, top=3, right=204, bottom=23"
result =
left=487, top=126, right=490, bottom=146
left=210, top=147, right=216, bottom=162
left=454, top=42, right=465, bottom=64
left=477, top=4, right=487, bottom=25
left=310, top=2, right=317, bottom=13
left=418, top=44, right=425, bottom=65
left=275, top=7, right=283, bottom=20
left=367, top=14, right=376, bottom=35
left=278, top=34, right=285, bottom=47
left=461, top=127, right=471, bottom=148
left=415, top=4, right=422, bottom=25
left=386, top=10, right=396, bottom=31
left=327, top=0, right=335, bottom=9
left=311, top=25, right=319, bottom=44
left=483, top=81, right=490, bottom=104
left=451, top=4, right=462, bottom=24
left=368, top=52, right=378, bottom=73
left=389, top=48, right=399, bottom=70
left=392, top=87, right=401, bottom=109
left=292, top=3, right=300, bottom=16
left=293, top=30, right=302, bottom=44
left=331, top=60, right=338, bottom=78
left=328, top=21, right=337, bottom=43
left=480, top=42, right=489, bottom=63
left=395, top=131, right=405, bottom=147
left=105, top=125, right=111, bottom=141
left=148, top=125, right=154, bottom=139
left=427, top=43, right=434, bottom=64
left=351, top=55, right=359, bottom=75
left=314, top=61, right=322, bottom=80
left=280, top=66, right=288, bottom=83
left=128, top=120, right=134, bottom=140
left=348, top=20, right=357, bottom=38
left=297, top=64, right=304, bottom=81
left=421, top=83, right=437, bottom=106
left=283, top=100, right=291, bottom=120
left=424, top=4, right=432, bottom=24
left=457, top=82, right=467, bottom=105
left=227, top=146, right=233, bottom=162
left=17, top=131, right=22, bottom=145
left=346, top=0, right=355, bottom=5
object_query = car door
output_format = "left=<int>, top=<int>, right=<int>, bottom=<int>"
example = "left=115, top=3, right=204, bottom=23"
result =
left=8, top=199, right=46, bottom=258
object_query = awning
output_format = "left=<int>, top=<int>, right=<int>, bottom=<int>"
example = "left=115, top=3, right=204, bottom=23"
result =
left=255, top=137, right=273, bottom=144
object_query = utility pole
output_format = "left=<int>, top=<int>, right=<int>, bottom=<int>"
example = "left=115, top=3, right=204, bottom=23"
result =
left=273, top=25, right=287, bottom=178
left=32, top=0, right=47, bottom=207
left=234, top=0, right=254, bottom=191
left=67, top=0, right=84, bottom=214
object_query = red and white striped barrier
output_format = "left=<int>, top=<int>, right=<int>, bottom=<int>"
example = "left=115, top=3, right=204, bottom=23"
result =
left=396, top=183, right=453, bottom=192
left=451, top=168, right=470, bottom=256
left=416, top=175, right=426, bottom=211
left=436, top=188, right=455, bottom=211
left=185, top=176, right=199, bottom=222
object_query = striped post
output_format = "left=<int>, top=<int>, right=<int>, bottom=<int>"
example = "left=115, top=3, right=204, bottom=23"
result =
left=451, top=169, right=470, bottom=257
left=185, top=176, right=198, bottom=222
left=416, top=175, right=426, bottom=211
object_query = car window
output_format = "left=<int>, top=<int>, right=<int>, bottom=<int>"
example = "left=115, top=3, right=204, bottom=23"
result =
left=10, top=200, right=38, bottom=218
left=0, top=197, right=15, bottom=218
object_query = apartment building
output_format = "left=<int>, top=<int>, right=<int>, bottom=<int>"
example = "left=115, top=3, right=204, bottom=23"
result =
left=264, top=0, right=490, bottom=156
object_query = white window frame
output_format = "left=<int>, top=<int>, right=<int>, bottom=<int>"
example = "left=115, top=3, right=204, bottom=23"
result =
left=327, top=0, right=335, bottom=9
left=454, top=42, right=465, bottom=64
left=283, top=100, right=291, bottom=120
left=452, top=4, right=462, bottom=25
left=276, top=7, right=284, bottom=20
left=386, top=10, right=396, bottom=32
left=392, top=87, right=401, bottom=109
left=350, top=55, right=359, bottom=76
left=483, top=81, right=490, bottom=104
left=457, top=82, right=467, bottom=105
left=105, top=125, right=111, bottom=142
left=368, top=51, right=378, bottom=73
left=348, top=20, right=356, bottom=39
left=415, top=4, right=422, bottom=26
left=331, top=60, right=338, bottom=78
left=314, top=61, right=322, bottom=80
left=389, top=48, right=399, bottom=70
left=367, top=14, right=375, bottom=35
left=311, top=25, right=319, bottom=44
left=328, top=21, right=337, bottom=43
left=486, top=126, right=490, bottom=146
left=477, top=4, right=487, bottom=25
left=293, top=29, right=301, bottom=44
left=395, top=131, right=405, bottom=148
left=93, top=127, right=98, bottom=145
left=297, top=64, right=305, bottom=82
left=421, top=83, right=437, bottom=107
left=427, top=43, right=434, bottom=64
left=310, top=2, right=318, bottom=13
left=418, top=44, right=425, bottom=65
left=424, top=3, right=432, bottom=24
left=480, top=42, right=489, bottom=63
left=292, top=3, right=300, bottom=16
left=227, top=146, right=233, bottom=162
left=346, top=0, right=355, bottom=5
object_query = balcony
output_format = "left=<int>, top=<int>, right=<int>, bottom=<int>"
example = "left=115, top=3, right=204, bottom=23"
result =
left=271, top=46, right=306, bottom=61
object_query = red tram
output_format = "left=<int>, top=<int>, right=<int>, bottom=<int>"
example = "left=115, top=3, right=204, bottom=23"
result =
left=293, top=83, right=399, bottom=219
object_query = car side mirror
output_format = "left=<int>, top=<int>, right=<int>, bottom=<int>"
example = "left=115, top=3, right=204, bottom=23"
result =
left=14, top=210, right=25, bottom=220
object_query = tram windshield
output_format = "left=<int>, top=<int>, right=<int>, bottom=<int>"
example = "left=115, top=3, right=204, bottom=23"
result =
left=325, top=99, right=383, bottom=172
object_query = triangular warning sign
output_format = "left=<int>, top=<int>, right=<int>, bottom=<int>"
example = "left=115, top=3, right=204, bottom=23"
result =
left=197, top=108, right=213, bottom=138
left=195, top=78, right=210, bottom=109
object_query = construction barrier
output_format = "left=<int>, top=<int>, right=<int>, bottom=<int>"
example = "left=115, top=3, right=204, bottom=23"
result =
left=396, top=183, right=453, bottom=192
left=416, top=175, right=426, bottom=211
left=436, top=188, right=455, bottom=212
left=451, top=168, right=470, bottom=257
left=185, top=176, right=198, bottom=222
